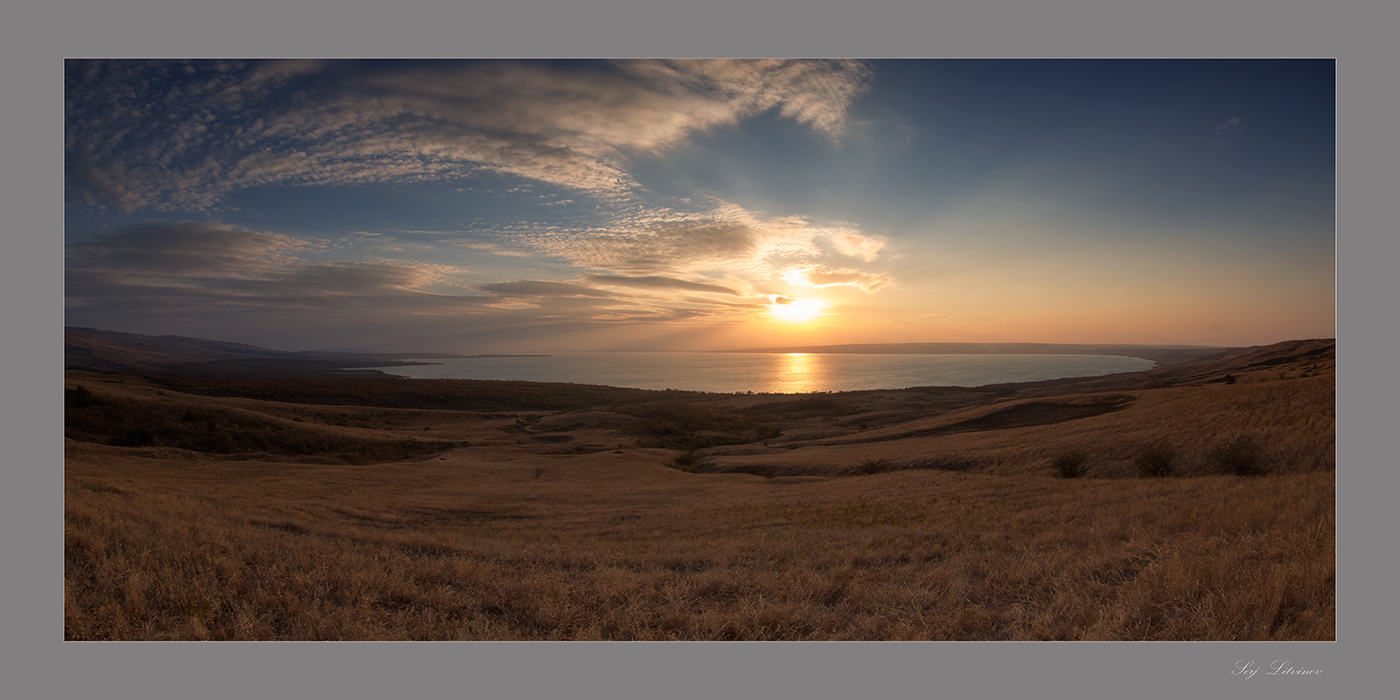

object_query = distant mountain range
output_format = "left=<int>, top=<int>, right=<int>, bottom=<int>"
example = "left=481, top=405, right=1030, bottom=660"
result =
left=64, top=327, right=463, bottom=376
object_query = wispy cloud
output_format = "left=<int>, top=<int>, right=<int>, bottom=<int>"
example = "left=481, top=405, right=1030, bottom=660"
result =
left=65, top=223, right=486, bottom=313
left=1211, top=115, right=1245, bottom=150
left=65, top=222, right=308, bottom=279
left=62, top=220, right=775, bottom=349
left=530, top=222, right=760, bottom=274
left=506, top=204, right=864, bottom=277
left=585, top=275, right=740, bottom=295
left=454, top=200, right=896, bottom=310
left=65, top=60, right=894, bottom=331
left=66, top=59, right=873, bottom=212
left=624, top=59, right=872, bottom=141
left=782, top=266, right=892, bottom=293
left=829, top=231, right=885, bottom=262
left=1213, top=115, right=1243, bottom=134
left=60, top=60, right=1338, bottom=351
left=479, top=280, right=616, bottom=298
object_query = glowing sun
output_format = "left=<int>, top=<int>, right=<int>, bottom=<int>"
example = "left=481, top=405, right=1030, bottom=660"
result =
left=768, top=296, right=827, bottom=322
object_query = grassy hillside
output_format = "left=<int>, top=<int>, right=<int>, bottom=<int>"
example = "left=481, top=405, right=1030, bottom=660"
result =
left=63, top=339, right=1334, bottom=640
left=64, top=449, right=1333, bottom=640
left=65, top=375, right=464, bottom=464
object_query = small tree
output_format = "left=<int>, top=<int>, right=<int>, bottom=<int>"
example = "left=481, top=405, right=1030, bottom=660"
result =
left=1134, top=440, right=1176, bottom=478
left=1050, top=450, right=1089, bottom=479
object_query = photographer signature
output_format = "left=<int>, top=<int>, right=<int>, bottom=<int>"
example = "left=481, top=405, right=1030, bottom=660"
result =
left=1232, top=660, right=1322, bottom=678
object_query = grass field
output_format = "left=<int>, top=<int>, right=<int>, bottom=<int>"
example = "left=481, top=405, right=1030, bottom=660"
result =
left=63, top=341, right=1335, bottom=640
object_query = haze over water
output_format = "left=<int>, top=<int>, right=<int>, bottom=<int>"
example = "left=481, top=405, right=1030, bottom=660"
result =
left=360, top=353, right=1156, bottom=394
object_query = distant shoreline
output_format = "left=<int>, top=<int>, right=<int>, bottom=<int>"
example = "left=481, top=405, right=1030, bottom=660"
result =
left=714, top=342, right=1222, bottom=353
left=71, top=326, right=1333, bottom=378
left=711, top=342, right=1246, bottom=369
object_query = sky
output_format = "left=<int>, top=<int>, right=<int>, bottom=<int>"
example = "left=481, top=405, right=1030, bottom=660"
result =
left=64, top=59, right=1335, bottom=353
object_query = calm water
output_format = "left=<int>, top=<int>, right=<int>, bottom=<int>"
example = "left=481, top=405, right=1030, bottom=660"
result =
left=356, top=353, right=1155, bottom=394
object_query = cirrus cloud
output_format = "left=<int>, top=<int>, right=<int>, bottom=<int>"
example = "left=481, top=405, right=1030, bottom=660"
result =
left=65, top=222, right=488, bottom=314
left=782, top=265, right=892, bottom=293
left=830, top=231, right=885, bottom=262
left=66, top=59, right=873, bottom=212
left=501, top=203, right=863, bottom=277
left=585, top=275, right=741, bottom=296
left=65, top=222, right=309, bottom=279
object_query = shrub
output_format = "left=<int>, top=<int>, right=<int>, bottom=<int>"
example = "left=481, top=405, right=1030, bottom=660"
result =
left=621, top=404, right=781, bottom=451
left=743, top=397, right=854, bottom=419
left=66, top=384, right=97, bottom=408
left=122, top=427, right=156, bottom=447
left=1134, top=440, right=1176, bottom=478
left=1050, top=450, right=1089, bottom=479
left=1207, top=435, right=1267, bottom=476
left=906, top=455, right=979, bottom=472
left=856, top=459, right=892, bottom=475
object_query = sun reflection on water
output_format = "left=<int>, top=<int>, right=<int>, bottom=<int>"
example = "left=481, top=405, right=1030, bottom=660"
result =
left=776, top=352, right=822, bottom=393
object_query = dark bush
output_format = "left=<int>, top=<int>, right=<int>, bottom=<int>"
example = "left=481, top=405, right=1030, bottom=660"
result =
left=905, top=455, right=979, bottom=472
left=122, top=427, right=156, bottom=447
left=743, top=397, right=854, bottom=419
left=743, top=465, right=776, bottom=479
left=1207, top=435, right=1267, bottom=476
left=620, top=404, right=781, bottom=451
left=1050, top=450, right=1089, bottom=479
left=66, top=385, right=97, bottom=407
left=856, top=459, right=892, bottom=475
left=1134, top=440, right=1176, bottom=478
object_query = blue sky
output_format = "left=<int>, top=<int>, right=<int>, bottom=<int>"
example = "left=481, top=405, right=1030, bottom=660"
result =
left=64, top=59, right=1334, bottom=352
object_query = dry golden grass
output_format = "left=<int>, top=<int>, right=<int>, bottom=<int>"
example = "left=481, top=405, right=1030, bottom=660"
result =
left=66, top=444, right=1332, bottom=640
left=64, top=350, right=1334, bottom=641
left=702, top=374, right=1335, bottom=479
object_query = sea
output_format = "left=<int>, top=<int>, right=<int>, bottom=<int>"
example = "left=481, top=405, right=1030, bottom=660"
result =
left=354, top=353, right=1156, bottom=394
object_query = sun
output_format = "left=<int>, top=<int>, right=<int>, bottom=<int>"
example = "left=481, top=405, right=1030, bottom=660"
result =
left=768, top=296, right=827, bottom=323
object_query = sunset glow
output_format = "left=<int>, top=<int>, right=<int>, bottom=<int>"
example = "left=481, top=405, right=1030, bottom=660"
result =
left=769, top=297, right=827, bottom=323
left=64, top=59, right=1335, bottom=352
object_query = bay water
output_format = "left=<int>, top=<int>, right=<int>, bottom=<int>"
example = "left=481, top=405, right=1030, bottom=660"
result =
left=356, top=353, right=1155, bottom=394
